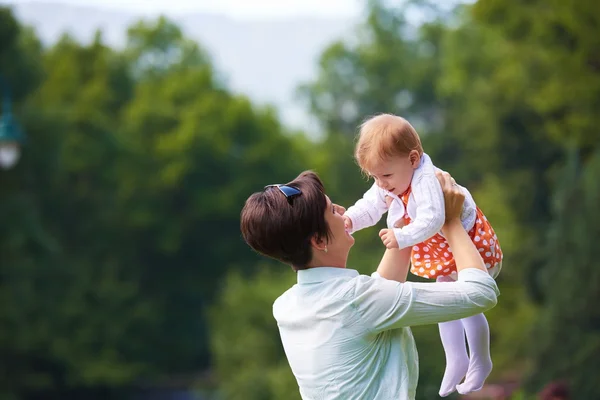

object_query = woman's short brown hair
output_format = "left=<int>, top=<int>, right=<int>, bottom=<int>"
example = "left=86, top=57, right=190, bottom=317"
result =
left=240, top=171, right=332, bottom=270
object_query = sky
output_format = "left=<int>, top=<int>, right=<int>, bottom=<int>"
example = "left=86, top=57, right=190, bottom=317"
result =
left=5, top=0, right=364, bottom=19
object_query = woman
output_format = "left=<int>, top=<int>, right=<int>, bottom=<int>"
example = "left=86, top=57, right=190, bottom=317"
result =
left=240, top=170, right=499, bottom=400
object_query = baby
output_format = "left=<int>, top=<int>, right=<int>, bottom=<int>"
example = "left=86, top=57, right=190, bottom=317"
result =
left=344, top=114, right=503, bottom=397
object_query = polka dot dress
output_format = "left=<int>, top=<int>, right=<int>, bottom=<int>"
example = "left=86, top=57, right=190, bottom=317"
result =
left=400, top=187, right=503, bottom=280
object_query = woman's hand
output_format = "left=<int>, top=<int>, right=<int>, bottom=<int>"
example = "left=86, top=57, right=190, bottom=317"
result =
left=435, top=170, right=488, bottom=274
left=435, top=170, right=465, bottom=225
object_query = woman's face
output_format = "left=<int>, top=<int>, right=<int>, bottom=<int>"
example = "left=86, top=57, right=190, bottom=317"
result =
left=324, top=195, right=355, bottom=257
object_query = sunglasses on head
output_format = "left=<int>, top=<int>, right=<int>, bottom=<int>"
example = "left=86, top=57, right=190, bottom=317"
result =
left=264, top=184, right=302, bottom=205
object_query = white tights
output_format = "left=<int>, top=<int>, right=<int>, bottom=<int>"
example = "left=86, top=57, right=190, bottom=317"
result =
left=436, top=274, right=493, bottom=397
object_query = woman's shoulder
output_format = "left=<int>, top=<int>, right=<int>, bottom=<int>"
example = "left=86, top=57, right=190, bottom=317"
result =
left=272, top=284, right=298, bottom=313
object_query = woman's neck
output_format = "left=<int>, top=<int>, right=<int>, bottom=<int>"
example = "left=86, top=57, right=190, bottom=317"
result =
left=307, top=254, right=347, bottom=269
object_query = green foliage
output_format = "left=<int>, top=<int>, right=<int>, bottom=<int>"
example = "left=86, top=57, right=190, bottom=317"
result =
left=209, top=267, right=300, bottom=400
left=2, top=0, right=599, bottom=398
left=1, top=7, right=310, bottom=398
left=525, top=148, right=600, bottom=398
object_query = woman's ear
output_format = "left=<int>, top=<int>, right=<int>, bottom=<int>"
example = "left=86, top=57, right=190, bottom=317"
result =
left=310, top=235, right=327, bottom=252
left=409, top=150, right=421, bottom=169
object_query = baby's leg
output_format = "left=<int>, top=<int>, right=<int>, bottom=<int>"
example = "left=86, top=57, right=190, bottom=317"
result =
left=456, top=312, right=493, bottom=394
left=455, top=263, right=499, bottom=394
left=436, top=274, right=469, bottom=397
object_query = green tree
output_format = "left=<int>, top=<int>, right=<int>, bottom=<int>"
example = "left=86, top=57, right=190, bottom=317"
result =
left=1, top=9, right=316, bottom=398
left=2, top=24, right=155, bottom=396
left=114, top=16, right=315, bottom=375
left=525, top=148, right=600, bottom=398
left=210, top=267, right=300, bottom=400
left=443, top=0, right=600, bottom=289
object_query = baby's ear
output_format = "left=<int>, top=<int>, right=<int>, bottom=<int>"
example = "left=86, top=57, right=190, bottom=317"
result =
left=409, top=150, right=421, bottom=168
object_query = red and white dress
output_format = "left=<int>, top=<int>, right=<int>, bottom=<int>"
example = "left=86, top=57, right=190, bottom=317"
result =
left=400, top=186, right=503, bottom=280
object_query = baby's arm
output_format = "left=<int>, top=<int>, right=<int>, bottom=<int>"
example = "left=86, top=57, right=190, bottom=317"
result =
left=344, top=183, right=389, bottom=233
left=393, top=171, right=445, bottom=249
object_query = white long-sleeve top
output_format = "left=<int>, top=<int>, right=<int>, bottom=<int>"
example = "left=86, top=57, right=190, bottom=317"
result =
left=274, top=267, right=499, bottom=399
left=345, top=153, right=478, bottom=249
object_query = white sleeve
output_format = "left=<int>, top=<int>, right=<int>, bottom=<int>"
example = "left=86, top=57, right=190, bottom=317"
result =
left=393, top=170, right=445, bottom=249
left=354, top=269, right=499, bottom=333
left=345, top=183, right=389, bottom=233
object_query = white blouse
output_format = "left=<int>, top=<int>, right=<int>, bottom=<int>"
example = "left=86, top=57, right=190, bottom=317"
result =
left=345, top=153, right=477, bottom=249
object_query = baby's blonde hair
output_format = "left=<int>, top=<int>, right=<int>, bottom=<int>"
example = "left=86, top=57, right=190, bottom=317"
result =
left=355, top=113, right=423, bottom=173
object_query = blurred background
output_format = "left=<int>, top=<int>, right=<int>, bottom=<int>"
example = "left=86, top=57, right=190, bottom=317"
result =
left=0, top=0, right=598, bottom=399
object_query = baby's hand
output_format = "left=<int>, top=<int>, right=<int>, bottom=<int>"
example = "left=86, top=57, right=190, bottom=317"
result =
left=379, top=229, right=399, bottom=249
left=343, top=215, right=353, bottom=231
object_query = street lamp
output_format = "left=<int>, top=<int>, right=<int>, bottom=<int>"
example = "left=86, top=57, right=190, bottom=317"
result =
left=0, top=76, right=25, bottom=170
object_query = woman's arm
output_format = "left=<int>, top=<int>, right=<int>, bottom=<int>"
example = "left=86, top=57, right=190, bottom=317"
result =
left=437, top=171, right=487, bottom=275
left=376, top=218, right=411, bottom=282
left=376, top=248, right=412, bottom=282
left=354, top=271, right=498, bottom=332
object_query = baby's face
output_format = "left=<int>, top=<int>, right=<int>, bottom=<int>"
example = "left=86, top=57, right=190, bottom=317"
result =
left=367, top=152, right=420, bottom=197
